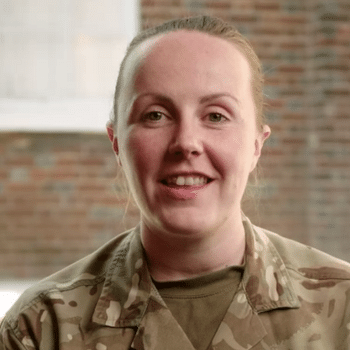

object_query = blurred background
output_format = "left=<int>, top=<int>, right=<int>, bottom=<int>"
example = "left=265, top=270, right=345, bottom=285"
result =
left=0, top=0, right=349, bottom=318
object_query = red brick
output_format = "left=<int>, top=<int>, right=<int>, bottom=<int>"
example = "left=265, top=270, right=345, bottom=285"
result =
left=317, top=64, right=348, bottom=71
left=266, top=99, right=285, bottom=109
left=31, top=169, right=48, bottom=181
left=280, top=15, right=308, bottom=24
left=229, top=14, right=258, bottom=23
left=6, top=183, right=37, bottom=193
left=0, top=170, right=7, bottom=180
left=255, top=2, right=280, bottom=11
left=319, top=14, right=349, bottom=22
left=324, top=89, right=350, bottom=97
left=47, top=167, right=80, bottom=180
left=5, top=156, right=34, bottom=166
left=280, top=42, right=307, bottom=49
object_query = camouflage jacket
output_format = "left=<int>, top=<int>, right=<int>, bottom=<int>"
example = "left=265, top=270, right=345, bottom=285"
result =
left=2, top=215, right=350, bottom=350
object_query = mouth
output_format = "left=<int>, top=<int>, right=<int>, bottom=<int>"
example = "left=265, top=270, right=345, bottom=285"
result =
left=160, top=175, right=213, bottom=187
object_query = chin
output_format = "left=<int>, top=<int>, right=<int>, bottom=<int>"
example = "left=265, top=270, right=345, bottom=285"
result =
left=142, top=202, right=232, bottom=238
left=157, top=213, right=217, bottom=239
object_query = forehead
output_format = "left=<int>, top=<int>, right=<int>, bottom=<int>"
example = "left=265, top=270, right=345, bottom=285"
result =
left=141, top=30, right=243, bottom=62
left=121, top=30, right=251, bottom=92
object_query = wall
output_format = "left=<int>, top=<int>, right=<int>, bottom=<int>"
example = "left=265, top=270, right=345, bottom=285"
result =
left=1, top=0, right=350, bottom=279
left=0, top=133, right=140, bottom=278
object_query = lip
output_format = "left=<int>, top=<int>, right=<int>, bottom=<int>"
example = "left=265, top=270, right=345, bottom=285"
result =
left=159, top=176, right=213, bottom=200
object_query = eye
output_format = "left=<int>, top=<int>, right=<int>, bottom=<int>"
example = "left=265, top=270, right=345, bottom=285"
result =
left=206, top=112, right=228, bottom=123
left=143, top=111, right=165, bottom=121
left=140, top=110, right=172, bottom=127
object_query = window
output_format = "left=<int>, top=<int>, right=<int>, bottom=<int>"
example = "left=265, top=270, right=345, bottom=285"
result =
left=0, top=0, right=140, bottom=132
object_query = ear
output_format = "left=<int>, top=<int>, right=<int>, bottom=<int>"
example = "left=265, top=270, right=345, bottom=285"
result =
left=107, top=124, right=119, bottom=156
left=250, top=125, right=271, bottom=172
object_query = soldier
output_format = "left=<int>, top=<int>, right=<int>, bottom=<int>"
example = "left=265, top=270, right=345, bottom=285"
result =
left=1, top=15, right=350, bottom=350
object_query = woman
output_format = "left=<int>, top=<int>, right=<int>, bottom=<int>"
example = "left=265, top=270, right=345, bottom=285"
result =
left=2, top=15, right=350, bottom=350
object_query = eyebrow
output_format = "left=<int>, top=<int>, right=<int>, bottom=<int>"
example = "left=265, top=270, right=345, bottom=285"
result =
left=199, top=93, right=240, bottom=105
left=136, top=92, right=240, bottom=105
left=136, top=93, right=172, bottom=104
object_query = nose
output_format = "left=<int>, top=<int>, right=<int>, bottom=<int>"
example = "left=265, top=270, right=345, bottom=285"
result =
left=168, top=121, right=203, bottom=158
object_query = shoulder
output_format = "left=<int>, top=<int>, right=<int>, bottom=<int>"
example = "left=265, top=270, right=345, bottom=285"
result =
left=2, top=228, right=136, bottom=327
left=254, top=224, right=350, bottom=283
left=1, top=227, right=142, bottom=349
left=245, top=221, right=350, bottom=347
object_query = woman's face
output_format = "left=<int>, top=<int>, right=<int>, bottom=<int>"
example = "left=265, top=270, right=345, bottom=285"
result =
left=112, top=30, right=270, bottom=237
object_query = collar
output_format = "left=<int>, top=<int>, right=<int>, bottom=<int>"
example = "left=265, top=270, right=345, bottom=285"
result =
left=241, top=214, right=300, bottom=313
left=92, top=225, right=156, bottom=327
left=92, top=216, right=300, bottom=328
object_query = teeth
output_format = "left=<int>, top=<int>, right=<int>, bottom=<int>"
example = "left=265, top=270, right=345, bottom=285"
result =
left=167, top=176, right=208, bottom=186
left=185, top=177, right=194, bottom=186
left=176, top=176, right=185, bottom=186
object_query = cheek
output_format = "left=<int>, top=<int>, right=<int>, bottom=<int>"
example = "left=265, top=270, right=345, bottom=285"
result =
left=210, top=132, right=253, bottom=168
left=123, top=130, right=163, bottom=181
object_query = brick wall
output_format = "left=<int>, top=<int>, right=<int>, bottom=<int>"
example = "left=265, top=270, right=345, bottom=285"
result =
left=307, top=1, right=350, bottom=259
left=1, top=0, right=350, bottom=279
left=0, top=133, right=140, bottom=278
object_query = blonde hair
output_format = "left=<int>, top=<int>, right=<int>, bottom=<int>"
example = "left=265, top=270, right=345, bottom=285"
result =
left=110, top=15, right=266, bottom=132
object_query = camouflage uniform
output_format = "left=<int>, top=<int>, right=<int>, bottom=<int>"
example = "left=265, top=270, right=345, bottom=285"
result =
left=1, top=215, right=350, bottom=349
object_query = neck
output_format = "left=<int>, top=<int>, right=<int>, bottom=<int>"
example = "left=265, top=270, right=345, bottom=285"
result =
left=140, top=217, right=245, bottom=282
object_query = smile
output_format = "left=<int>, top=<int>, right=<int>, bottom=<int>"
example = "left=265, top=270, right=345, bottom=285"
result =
left=159, top=174, right=212, bottom=200
left=161, top=175, right=213, bottom=187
